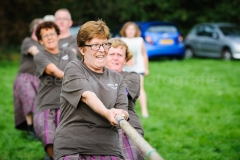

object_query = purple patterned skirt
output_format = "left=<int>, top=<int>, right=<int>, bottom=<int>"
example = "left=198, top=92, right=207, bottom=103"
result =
left=14, top=73, right=40, bottom=131
left=58, top=154, right=124, bottom=160
left=34, top=109, right=61, bottom=148
left=118, top=129, right=145, bottom=160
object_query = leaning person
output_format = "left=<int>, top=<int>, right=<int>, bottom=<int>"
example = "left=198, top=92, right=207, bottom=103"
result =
left=54, top=19, right=129, bottom=160
left=13, top=18, right=43, bottom=139
left=33, top=21, right=78, bottom=159
left=106, top=38, right=145, bottom=160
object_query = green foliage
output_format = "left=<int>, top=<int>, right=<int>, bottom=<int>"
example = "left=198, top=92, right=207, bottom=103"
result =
left=0, top=46, right=21, bottom=62
left=0, top=59, right=240, bottom=159
left=1, top=0, right=240, bottom=48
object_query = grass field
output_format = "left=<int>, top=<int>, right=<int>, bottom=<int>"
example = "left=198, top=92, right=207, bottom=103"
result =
left=0, top=58, right=239, bottom=160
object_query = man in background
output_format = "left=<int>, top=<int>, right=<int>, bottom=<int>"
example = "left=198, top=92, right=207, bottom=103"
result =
left=54, top=8, right=80, bottom=57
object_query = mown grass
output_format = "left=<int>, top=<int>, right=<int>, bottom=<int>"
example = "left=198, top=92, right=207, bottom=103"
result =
left=0, top=58, right=240, bottom=160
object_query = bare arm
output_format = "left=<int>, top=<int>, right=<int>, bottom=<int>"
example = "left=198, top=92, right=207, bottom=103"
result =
left=71, top=48, right=77, bottom=55
left=28, top=46, right=40, bottom=56
left=81, top=91, right=129, bottom=125
left=141, top=41, right=149, bottom=76
left=45, top=63, right=64, bottom=79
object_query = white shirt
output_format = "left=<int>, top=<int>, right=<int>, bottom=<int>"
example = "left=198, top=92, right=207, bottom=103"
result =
left=121, top=37, right=145, bottom=74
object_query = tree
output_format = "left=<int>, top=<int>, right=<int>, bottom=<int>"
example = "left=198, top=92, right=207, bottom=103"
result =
left=0, top=0, right=239, bottom=48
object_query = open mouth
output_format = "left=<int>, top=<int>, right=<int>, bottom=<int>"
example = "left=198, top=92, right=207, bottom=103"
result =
left=112, top=62, right=119, bottom=65
left=96, top=55, right=105, bottom=60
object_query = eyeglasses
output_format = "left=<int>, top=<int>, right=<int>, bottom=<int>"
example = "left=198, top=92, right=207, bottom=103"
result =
left=84, top=43, right=112, bottom=51
left=42, top=32, right=57, bottom=39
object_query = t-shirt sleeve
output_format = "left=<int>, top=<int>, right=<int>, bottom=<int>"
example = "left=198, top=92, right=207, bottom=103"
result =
left=61, top=62, right=93, bottom=108
left=114, top=77, right=128, bottom=112
left=21, top=38, right=34, bottom=55
left=124, top=72, right=140, bottom=101
left=68, top=37, right=78, bottom=50
left=33, top=52, right=52, bottom=76
left=68, top=49, right=79, bottom=62
left=69, top=37, right=81, bottom=58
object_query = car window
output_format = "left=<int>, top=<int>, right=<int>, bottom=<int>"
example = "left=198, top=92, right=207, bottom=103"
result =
left=219, top=26, right=240, bottom=36
left=203, top=26, right=215, bottom=37
left=146, top=25, right=178, bottom=33
left=195, top=26, right=205, bottom=36
left=196, top=25, right=216, bottom=37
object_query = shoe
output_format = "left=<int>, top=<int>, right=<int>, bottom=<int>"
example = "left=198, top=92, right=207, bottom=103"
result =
left=42, top=154, right=52, bottom=160
left=142, top=114, right=149, bottom=118
left=27, top=131, right=38, bottom=141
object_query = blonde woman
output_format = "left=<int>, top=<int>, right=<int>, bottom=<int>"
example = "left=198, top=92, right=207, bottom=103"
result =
left=120, top=21, right=150, bottom=118
left=106, top=38, right=145, bottom=160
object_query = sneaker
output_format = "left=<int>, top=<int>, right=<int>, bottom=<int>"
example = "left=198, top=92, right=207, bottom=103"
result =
left=142, top=114, right=149, bottom=118
left=42, top=154, right=52, bottom=160
left=27, top=131, right=38, bottom=141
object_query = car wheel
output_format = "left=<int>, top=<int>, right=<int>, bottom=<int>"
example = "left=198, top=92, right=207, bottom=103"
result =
left=184, top=47, right=194, bottom=59
left=222, top=49, right=232, bottom=61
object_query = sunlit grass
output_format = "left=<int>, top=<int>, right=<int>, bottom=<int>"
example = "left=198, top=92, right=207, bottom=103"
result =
left=137, top=58, right=240, bottom=160
left=0, top=58, right=240, bottom=159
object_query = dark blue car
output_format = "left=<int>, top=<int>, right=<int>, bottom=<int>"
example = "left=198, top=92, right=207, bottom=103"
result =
left=136, top=21, right=185, bottom=59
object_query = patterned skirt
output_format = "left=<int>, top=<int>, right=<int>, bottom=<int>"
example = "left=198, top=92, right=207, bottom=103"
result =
left=14, top=73, right=40, bottom=131
left=58, top=154, right=124, bottom=160
left=34, top=109, right=61, bottom=148
left=118, top=129, right=145, bottom=160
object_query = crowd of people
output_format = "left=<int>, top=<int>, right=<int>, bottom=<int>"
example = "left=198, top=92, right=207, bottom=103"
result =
left=13, top=8, right=150, bottom=160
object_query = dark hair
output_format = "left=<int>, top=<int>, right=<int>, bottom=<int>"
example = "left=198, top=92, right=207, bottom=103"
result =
left=35, top=21, right=60, bottom=41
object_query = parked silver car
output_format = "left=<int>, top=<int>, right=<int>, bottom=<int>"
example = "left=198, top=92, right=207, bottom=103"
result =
left=184, top=23, right=240, bottom=60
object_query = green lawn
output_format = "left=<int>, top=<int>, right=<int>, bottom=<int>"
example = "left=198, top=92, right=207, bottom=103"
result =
left=0, top=58, right=240, bottom=160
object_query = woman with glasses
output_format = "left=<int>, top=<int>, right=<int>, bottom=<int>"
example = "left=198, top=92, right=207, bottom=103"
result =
left=54, top=20, right=129, bottom=160
left=33, top=21, right=78, bottom=159
left=106, top=38, right=145, bottom=160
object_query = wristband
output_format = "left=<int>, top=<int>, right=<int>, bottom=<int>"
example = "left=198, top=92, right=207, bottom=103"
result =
left=118, top=118, right=124, bottom=124
left=146, top=149, right=156, bottom=159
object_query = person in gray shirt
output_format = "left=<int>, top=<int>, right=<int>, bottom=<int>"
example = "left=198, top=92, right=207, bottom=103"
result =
left=106, top=38, right=145, bottom=160
left=54, top=20, right=129, bottom=160
left=54, top=8, right=80, bottom=58
left=33, top=21, right=78, bottom=159
left=13, top=18, right=43, bottom=138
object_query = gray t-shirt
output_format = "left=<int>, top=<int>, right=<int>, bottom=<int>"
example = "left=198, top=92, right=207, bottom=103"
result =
left=58, top=35, right=80, bottom=58
left=122, top=71, right=144, bottom=136
left=54, top=61, right=128, bottom=160
left=33, top=47, right=78, bottom=114
left=18, top=37, right=44, bottom=75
